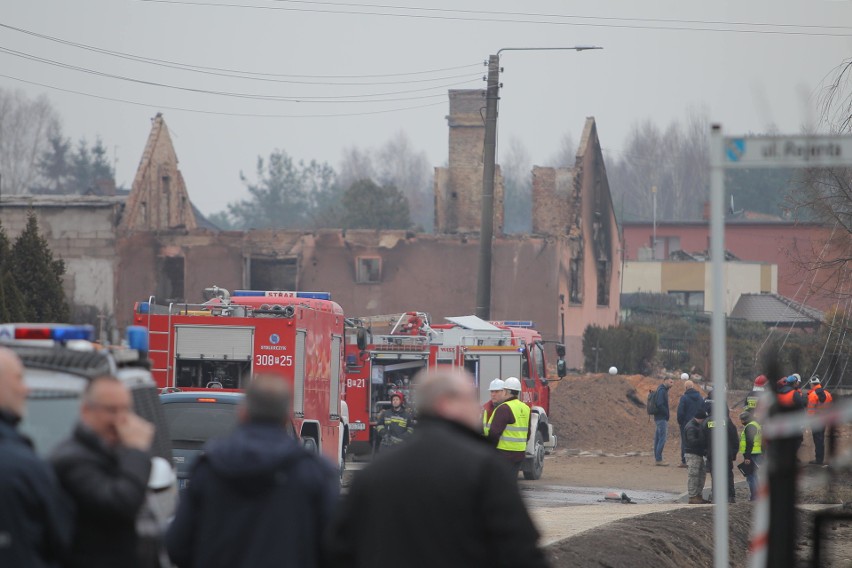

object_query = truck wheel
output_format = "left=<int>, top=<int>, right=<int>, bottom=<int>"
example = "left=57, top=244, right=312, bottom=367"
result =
left=523, top=431, right=545, bottom=480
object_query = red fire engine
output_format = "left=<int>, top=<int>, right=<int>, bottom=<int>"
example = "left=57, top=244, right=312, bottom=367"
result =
left=344, top=313, right=565, bottom=479
left=133, top=286, right=349, bottom=470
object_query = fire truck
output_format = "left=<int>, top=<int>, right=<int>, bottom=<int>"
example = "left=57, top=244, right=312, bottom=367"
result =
left=344, top=313, right=566, bottom=479
left=133, top=286, right=348, bottom=471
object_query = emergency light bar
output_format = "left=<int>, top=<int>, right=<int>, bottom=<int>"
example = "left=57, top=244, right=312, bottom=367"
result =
left=233, top=290, right=332, bottom=301
left=492, top=321, right=535, bottom=328
left=2, top=324, right=95, bottom=342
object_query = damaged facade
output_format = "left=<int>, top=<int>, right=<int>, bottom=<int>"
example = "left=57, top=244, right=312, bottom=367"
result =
left=0, top=96, right=621, bottom=369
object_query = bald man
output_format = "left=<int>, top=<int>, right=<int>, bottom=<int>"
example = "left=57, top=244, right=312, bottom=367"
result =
left=52, top=375, right=154, bottom=568
left=328, top=369, right=548, bottom=568
left=677, top=379, right=705, bottom=468
left=0, top=347, right=72, bottom=567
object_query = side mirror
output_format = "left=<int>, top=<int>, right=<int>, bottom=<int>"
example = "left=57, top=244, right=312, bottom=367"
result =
left=556, top=344, right=566, bottom=358
left=557, top=359, right=567, bottom=378
left=356, top=328, right=368, bottom=351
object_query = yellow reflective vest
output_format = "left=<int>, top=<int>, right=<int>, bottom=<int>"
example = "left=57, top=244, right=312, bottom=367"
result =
left=487, top=398, right=530, bottom=452
left=739, top=420, right=762, bottom=455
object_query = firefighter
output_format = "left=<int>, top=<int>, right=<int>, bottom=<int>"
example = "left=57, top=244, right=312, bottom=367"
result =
left=375, top=391, right=414, bottom=451
left=482, top=378, right=505, bottom=436
left=485, top=376, right=530, bottom=476
left=745, top=374, right=768, bottom=411
left=805, top=376, right=833, bottom=465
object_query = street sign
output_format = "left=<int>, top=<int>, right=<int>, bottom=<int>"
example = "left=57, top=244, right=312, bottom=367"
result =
left=723, top=134, right=852, bottom=169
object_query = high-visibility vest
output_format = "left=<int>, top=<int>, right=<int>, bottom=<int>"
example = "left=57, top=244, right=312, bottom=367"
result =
left=487, top=398, right=530, bottom=452
left=739, top=421, right=762, bottom=455
left=777, top=389, right=798, bottom=408
left=806, top=388, right=833, bottom=415
left=482, top=404, right=493, bottom=436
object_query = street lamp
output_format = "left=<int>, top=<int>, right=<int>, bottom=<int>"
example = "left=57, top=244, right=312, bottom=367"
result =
left=474, top=46, right=603, bottom=320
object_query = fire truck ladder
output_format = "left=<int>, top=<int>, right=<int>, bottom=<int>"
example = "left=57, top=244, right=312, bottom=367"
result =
left=145, top=296, right=174, bottom=384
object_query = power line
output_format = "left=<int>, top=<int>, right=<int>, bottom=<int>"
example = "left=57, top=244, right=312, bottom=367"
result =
left=0, top=22, right=483, bottom=84
left=135, top=0, right=852, bottom=37
left=0, top=72, right=448, bottom=118
left=0, top=46, right=481, bottom=102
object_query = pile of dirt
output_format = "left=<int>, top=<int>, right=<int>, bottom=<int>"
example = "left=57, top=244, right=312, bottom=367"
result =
left=546, top=503, right=852, bottom=567
left=549, top=373, right=712, bottom=454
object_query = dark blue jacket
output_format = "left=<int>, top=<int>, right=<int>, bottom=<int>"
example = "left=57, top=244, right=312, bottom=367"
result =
left=0, top=412, right=72, bottom=568
left=653, top=384, right=671, bottom=421
left=677, top=388, right=704, bottom=428
left=166, top=423, right=339, bottom=568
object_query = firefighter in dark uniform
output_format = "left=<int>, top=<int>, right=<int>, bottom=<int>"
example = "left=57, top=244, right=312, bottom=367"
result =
left=375, top=391, right=414, bottom=451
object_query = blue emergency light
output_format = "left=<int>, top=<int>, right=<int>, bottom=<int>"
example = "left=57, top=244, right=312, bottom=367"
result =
left=126, top=326, right=149, bottom=352
left=137, top=302, right=151, bottom=314
left=233, top=290, right=332, bottom=300
left=12, top=325, right=95, bottom=342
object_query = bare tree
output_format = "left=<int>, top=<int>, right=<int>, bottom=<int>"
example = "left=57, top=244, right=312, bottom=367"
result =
left=337, top=132, right=434, bottom=231
left=501, top=136, right=532, bottom=234
left=0, top=88, right=61, bottom=195
left=545, top=131, right=576, bottom=168
left=784, top=60, right=852, bottom=301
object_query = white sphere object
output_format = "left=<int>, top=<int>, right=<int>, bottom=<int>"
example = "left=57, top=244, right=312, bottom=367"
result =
left=680, top=373, right=689, bottom=380
left=608, top=366, right=618, bottom=375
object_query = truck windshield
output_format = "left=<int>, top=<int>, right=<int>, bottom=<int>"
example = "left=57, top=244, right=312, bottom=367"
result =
left=162, top=402, right=239, bottom=447
left=20, top=392, right=81, bottom=457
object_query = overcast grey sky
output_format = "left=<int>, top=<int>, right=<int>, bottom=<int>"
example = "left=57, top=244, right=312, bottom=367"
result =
left=2, top=0, right=851, bottom=215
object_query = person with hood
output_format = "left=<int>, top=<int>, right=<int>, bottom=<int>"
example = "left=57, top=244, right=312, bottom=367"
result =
left=676, top=380, right=704, bottom=468
left=0, top=347, right=72, bottom=568
left=375, top=390, right=414, bottom=451
left=326, top=369, right=548, bottom=568
left=166, top=374, right=339, bottom=568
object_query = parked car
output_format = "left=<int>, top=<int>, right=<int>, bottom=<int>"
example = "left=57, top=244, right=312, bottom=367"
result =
left=2, top=324, right=177, bottom=523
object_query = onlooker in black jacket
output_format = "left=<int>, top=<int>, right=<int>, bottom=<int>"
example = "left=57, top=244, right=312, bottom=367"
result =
left=0, top=347, right=72, bottom=568
left=676, top=380, right=704, bottom=467
left=52, top=376, right=154, bottom=568
left=703, top=411, right=739, bottom=504
left=327, top=369, right=549, bottom=568
left=166, top=374, right=339, bottom=568
left=683, top=409, right=709, bottom=504
left=652, top=377, right=674, bottom=466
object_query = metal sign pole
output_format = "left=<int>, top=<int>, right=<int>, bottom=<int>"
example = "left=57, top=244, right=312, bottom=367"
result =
left=709, top=124, right=729, bottom=568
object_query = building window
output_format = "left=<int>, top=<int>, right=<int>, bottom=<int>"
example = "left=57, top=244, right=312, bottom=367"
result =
left=250, top=257, right=298, bottom=290
left=569, top=258, right=582, bottom=304
left=596, top=260, right=610, bottom=306
left=652, top=236, right=681, bottom=260
left=157, top=256, right=185, bottom=302
left=668, top=291, right=705, bottom=311
left=356, top=257, right=382, bottom=284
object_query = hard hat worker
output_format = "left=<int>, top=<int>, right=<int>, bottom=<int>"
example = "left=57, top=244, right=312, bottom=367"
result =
left=744, top=374, right=768, bottom=411
left=484, top=376, right=531, bottom=476
left=375, top=391, right=414, bottom=451
left=482, top=378, right=506, bottom=436
left=805, top=376, right=833, bottom=465
left=738, top=410, right=763, bottom=501
left=326, top=369, right=548, bottom=568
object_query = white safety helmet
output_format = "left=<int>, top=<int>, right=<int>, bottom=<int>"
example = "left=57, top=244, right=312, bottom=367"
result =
left=488, top=378, right=505, bottom=391
left=503, top=377, right=522, bottom=392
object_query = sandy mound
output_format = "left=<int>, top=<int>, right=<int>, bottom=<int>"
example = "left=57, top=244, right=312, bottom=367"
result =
left=549, top=374, right=712, bottom=454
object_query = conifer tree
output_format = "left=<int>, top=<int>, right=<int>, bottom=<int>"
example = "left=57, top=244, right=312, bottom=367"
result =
left=0, top=221, right=27, bottom=322
left=11, top=212, right=70, bottom=322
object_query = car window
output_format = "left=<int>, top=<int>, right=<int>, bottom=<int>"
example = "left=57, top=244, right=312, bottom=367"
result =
left=162, top=402, right=239, bottom=446
left=20, top=392, right=82, bottom=457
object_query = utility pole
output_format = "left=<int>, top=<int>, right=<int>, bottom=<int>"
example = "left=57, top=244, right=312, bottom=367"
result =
left=474, top=46, right=602, bottom=320
left=475, top=55, right=500, bottom=320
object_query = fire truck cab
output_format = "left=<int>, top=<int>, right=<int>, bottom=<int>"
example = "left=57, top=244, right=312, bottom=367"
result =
left=133, top=286, right=349, bottom=472
left=344, top=313, right=565, bottom=480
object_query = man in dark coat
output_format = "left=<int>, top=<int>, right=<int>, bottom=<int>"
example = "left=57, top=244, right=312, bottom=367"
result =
left=166, top=375, right=339, bottom=568
left=0, top=347, right=72, bottom=568
left=52, top=375, right=154, bottom=568
left=683, top=409, right=709, bottom=504
left=703, top=409, right=739, bottom=504
left=676, top=380, right=704, bottom=467
left=652, top=377, right=674, bottom=466
left=327, top=369, right=549, bottom=568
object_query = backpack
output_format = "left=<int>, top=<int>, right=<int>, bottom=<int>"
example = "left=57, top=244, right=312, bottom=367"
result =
left=646, top=387, right=660, bottom=416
